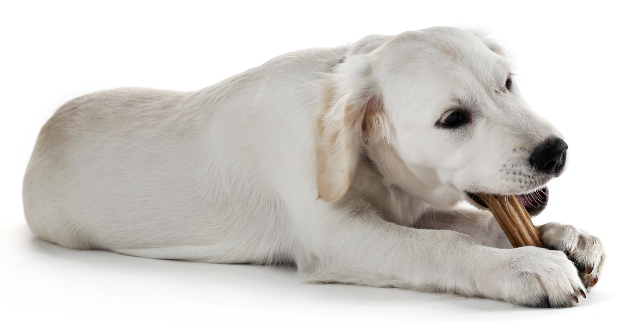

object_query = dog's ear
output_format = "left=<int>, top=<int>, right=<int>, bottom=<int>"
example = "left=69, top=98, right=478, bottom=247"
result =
left=469, top=29, right=509, bottom=57
left=316, top=55, right=389, bottom=202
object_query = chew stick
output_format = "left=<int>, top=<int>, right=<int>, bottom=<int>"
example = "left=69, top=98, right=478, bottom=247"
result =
left=503, top=196, right=536, bottom=246
left=476, top=193, right=543, bottom=248
left=508, top=195, right=543, bottom=247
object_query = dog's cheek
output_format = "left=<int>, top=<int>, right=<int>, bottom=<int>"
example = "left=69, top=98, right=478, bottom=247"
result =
left=450, top=159, right=495, bottom=192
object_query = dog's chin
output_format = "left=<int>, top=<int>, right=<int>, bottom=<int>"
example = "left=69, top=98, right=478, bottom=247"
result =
left=466, top=187, right=549, bottom=216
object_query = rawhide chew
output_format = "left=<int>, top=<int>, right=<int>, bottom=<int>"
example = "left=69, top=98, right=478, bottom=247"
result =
left=476, top=193, right=543, bottom=248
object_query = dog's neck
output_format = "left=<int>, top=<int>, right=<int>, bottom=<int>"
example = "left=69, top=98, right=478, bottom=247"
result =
left=337, top=151, right=424, bottom=227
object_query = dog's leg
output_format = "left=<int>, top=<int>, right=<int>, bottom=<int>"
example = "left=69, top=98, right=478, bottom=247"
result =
left=415, top=209, right=605, bottom=292
left=296, top=202, right=584, bottom=307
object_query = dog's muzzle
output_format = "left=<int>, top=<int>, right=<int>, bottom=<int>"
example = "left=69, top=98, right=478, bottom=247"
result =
left=466, top=137, right=566, bottom=216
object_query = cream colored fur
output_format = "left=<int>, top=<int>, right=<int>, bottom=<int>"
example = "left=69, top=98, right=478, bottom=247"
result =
left=23, top=27, right=604, bottom=307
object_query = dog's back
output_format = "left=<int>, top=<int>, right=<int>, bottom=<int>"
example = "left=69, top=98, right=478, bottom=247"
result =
left=22, top=47, right=350, bottom=264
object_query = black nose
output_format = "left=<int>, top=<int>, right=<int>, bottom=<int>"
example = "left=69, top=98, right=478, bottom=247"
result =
left=529, top=137, right=568, bottom=175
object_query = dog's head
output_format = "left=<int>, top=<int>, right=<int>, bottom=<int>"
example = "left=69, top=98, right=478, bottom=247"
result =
left=317, top=27, right=566, bottom=215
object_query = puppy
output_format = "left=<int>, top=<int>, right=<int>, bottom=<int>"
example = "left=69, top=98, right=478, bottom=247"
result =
left=23, top=27, right=604, bottom=307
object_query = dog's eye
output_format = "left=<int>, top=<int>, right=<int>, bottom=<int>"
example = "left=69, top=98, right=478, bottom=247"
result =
left=505, top=77, right=512, bottom=91
left=437, top=110, right=471, bottom=129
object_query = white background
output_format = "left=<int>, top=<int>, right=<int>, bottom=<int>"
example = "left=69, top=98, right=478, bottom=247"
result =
left=1, top=1, right=618, bottom=322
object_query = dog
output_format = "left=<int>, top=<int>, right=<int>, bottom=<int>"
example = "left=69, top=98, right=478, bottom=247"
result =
left=23, top=27, right=604, bottom=307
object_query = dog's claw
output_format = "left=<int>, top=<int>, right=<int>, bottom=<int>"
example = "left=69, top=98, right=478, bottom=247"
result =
left=578, top=288, right=586, bottom=298
left=571, top=294, right=579, bottom=303
left=587, top=266, right=594, bottom=274
left=591, top=277, right=598, bottom=287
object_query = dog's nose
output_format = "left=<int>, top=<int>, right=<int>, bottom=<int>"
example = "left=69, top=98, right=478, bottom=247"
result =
left=529, top=137, right=568, bottom=175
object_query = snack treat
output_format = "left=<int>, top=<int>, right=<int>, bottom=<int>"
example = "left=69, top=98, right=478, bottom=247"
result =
left=476, top=193, right=543, bottom=248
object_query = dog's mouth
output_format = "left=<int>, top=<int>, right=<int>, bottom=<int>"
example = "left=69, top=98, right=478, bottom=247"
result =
left=466, top=187, right=549, bottom=216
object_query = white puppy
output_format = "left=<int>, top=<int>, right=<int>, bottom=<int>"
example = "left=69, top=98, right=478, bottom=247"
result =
left=23, top=27, right=604, bottom=307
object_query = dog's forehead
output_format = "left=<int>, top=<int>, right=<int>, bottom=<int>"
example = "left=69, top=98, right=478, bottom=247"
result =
left=378, top=27, right=512, bottom=78
left=371, top=29, right=514, bottom=112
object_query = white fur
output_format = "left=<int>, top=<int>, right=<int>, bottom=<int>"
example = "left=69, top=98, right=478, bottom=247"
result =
left=23, top=27, right=604, bottom=307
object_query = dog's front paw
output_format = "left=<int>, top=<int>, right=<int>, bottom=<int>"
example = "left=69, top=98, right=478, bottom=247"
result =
left=488, top=247, right=585, bottom=307
left=538, top=222, right=605, bottom=289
